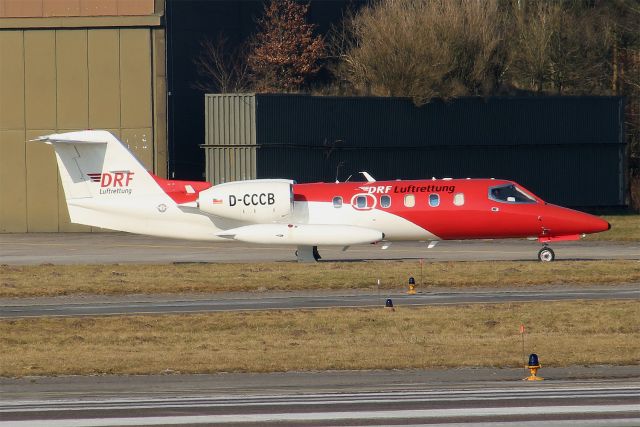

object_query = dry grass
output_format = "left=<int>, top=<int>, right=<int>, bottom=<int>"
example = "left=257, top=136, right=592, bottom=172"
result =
left=587, top=215, right=640, bottom=242
left=0, top=300, right=637, bottom=377
left=1, top=260, right=639, bottom=298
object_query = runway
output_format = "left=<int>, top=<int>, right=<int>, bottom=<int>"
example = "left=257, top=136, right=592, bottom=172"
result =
left=1, top=287, right=638, bottom=318
left=1, top=370, right=639, bottom=426
left=0, top=233, right=638, bottom=264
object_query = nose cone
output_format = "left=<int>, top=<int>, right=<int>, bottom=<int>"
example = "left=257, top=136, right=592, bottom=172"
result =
left=587, top=216, right=611, bottom=234
left=543, top=206, right=611, bottom=236
left=571, top=211, right=611, bottom=234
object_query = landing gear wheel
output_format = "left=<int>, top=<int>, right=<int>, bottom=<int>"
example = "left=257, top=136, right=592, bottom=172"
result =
left=538, top=247, right=555, bottom=262
left=295, top=245, right=320, bottom=262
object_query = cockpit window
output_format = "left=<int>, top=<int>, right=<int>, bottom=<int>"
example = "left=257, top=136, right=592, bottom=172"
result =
left=489, top=184, right=536, bottom=204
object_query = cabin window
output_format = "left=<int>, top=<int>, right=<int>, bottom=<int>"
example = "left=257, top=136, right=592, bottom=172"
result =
left=404, top=194, right=415, bottom=208
left=453, top=193, right=465, bottom=206
left=356, top=195, right=367, bottom=209
left=380, top=195, right=391, bottom=208
left=333, top=196, right=343, bottom=208
left=489, top=184, right=536, bottom=204
left=428, top=193, right=440, bottom=207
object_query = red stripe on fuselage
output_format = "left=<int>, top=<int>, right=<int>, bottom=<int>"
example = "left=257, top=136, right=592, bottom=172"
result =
left=151, top=174, right=212, bottom=204
left=293, top=179, right=546, bottom=239
left=293, top=179, right=609, bottom=240
left=146, top=174, right=607, bottom=240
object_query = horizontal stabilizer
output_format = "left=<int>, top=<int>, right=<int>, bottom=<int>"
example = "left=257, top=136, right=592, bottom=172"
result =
left=32, top=131, right=113, bottom=145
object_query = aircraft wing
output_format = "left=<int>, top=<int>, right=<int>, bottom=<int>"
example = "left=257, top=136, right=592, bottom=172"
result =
left=216, top=223, right=383, bottom=245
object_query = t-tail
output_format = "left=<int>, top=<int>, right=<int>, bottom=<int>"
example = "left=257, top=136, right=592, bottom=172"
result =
left=33, top=130, right=216, bottom=239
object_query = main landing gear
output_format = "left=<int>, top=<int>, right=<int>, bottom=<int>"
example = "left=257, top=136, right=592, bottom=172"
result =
left=295, top=245, right=321, bottom=262
left=538, top=246, right=555, bottom=262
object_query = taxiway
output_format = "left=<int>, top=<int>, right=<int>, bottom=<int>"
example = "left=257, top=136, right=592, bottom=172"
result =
left=0, top=233, right=638, bottom=264
left=1, top=286, right=638, bottom=318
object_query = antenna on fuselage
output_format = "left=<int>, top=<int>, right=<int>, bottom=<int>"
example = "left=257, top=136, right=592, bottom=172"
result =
left=335, top=161, right=345, bottom=183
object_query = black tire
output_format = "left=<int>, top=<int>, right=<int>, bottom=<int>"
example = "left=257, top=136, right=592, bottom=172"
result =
left=313, top=246, right=321, bottom=261
left=538, top=247, right=555, bottom=262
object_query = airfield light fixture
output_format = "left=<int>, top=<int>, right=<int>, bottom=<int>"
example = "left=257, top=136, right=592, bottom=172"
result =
left=524, top=353, right=544, bottom=381
left=408, top=277, right=416, bottom=295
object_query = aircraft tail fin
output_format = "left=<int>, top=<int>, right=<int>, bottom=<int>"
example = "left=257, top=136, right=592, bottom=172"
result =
left=33, top=130, right=173, bottom=227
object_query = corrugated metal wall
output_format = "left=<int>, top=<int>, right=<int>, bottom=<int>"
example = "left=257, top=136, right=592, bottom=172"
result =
left=0, top=27, right=162, bottom=232
left=204, top=94, right=257, bottom=184
left=254, top=95, right=623, bottom=147
left=203, top=94, right=626, bottom=207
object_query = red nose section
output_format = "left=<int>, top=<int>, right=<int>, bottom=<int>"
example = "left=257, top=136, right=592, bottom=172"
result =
left=583, top=215, right=611, bottom=234
left=542, top=206, right=610, bottom=238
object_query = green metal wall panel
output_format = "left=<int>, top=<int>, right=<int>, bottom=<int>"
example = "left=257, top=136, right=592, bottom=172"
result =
left=204, top=94, right=257, bottom=184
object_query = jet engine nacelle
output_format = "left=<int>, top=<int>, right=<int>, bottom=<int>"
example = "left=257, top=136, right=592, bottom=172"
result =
left=198, top=179, right=294, bottom=223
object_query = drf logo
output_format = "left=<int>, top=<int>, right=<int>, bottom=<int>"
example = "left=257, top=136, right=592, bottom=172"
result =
left=87, top=172, right=135, bottom=187
left=358, top=185, right=392, bottom=194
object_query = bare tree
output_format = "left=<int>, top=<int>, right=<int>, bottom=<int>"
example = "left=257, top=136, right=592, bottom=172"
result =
left=622, top=47, right=640, bottom=195
left=440, top=0, right=509, bottom=96
left=193, top=35, right=250, bottom=93
left=509, top=1, right=612, bottom=95
left=333, top=0, right=451, bottom=103
left=608, top=0, right=640, bottom=209
left=247, top=0, right=325, bottom=92
left=509, top=2, right=555, bottom=93
left=332, top=0, right=508, bottom=105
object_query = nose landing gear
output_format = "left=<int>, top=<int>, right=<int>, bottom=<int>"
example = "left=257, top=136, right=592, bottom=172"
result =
left=538, top=246, right=555, bottom=262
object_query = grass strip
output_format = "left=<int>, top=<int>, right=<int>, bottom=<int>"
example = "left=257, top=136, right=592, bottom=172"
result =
left=0, top=300, right=637, bottom=377
left=1, top=260, right=639, bottom=298
left=587, top=215, right=639, bottom=241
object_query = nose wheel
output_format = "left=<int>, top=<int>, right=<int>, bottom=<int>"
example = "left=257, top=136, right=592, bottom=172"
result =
left=538, top=246, right=555, bottom=262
